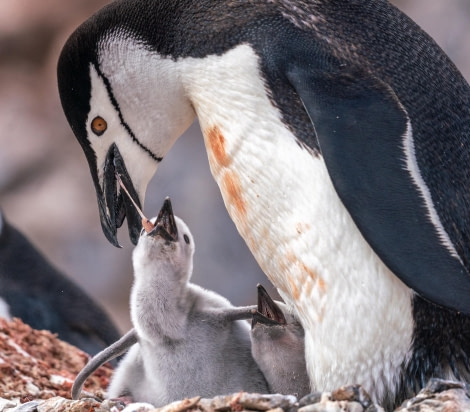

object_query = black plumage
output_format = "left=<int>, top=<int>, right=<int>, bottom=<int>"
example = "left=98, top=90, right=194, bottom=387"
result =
left=0, top=210, right=121, bottom=355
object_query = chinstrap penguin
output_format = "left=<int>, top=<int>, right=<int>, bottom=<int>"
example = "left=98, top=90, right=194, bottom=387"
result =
left=57, top=1, right=470, bottom=408
left=0, top=210, right=121, bottom=355
left=92, top=198, right=267, bottom=405
left=251, top=284, right=310, bottom=399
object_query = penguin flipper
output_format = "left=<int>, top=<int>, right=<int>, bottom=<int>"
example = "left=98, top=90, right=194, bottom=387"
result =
left=71, top=328, right=138, bottom=400
left=287, top=65, right=470, bottom=314
left=205, top=305, right=257, bottom=322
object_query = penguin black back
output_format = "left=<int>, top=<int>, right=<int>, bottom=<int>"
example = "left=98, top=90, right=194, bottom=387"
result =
left=0, top=211, right=121, bottom=355
left=273, top=0, right=470, bottom=268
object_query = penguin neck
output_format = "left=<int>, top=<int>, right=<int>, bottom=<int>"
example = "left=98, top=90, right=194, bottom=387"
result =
left=131, top=267, right=190, bottom=342
left=184, top=43, right=414, bottom=402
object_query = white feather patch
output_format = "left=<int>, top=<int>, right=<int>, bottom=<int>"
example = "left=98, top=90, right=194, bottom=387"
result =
left=0, top=298, right=12, bottom=321
left=402, top=120, right=461, bottom=262
left=178, top=44, right=414, bottom=402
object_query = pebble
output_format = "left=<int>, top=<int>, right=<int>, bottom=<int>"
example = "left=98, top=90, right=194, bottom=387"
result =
left=9, top=401, right=39, bottom=412
left=199, top=392, right=298, bottom=412
left=121, top=402, right=156, bottom=412
left=2, top=380, right=468, bottom=412
left=0, top=399, right=19, bottom=412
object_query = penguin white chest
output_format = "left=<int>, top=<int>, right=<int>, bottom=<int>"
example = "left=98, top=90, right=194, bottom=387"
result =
left=182, top=45, right=413, bottom=400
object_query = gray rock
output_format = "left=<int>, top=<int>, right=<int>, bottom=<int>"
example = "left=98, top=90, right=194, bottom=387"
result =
left=120, top=402, right=156, bottom=412
left=299, top=399, right=364, bottom=412
left=0, top=399, right=20, bottom=412
left=36, top=397, right=100, bottom=412
left=198, top=393, right=298, bottom=412
left=9, top=401, right=39, bottom=412
left=298, top=385, right=384, bottom=412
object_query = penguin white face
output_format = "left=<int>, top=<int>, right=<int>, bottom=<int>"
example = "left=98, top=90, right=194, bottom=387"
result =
left=58, top=30, right=196, bottom=246
left=133, top=198, right=195, bottom=283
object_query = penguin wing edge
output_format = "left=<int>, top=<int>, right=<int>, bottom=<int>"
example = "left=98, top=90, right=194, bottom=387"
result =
left=287, top=65, right=470, bottom=315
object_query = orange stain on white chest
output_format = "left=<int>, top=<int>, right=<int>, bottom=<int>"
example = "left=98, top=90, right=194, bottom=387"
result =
left=221, top=171, right=247, bottom=218
left=204, top=125, right=247, bottom=222
left=280, top=250, right=327, bottom=305
left=203, top=125, right=325, bottom=310
left=205, top=125, right=231, bottom=168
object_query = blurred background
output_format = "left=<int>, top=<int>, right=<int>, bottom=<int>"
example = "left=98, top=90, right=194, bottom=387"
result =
left=0, top=0, right=469, bottom=332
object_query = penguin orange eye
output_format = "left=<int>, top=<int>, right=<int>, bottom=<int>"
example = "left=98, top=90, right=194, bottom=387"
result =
left=91, top=116, right=107, bottom=136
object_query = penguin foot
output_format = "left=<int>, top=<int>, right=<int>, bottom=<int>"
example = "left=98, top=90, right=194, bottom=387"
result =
left=396, top=378, right=470, bottom=411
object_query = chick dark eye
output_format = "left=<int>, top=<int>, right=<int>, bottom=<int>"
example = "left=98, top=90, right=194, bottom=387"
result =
left=183, top=234, right=190, bottom=244
left=91, top=116, right=107, bottom=136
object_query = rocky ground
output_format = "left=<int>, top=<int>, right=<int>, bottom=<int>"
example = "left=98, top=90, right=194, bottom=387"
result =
left=0, top=318, right=111, bottom=402
left=1, top=0, right=470, bottom=332
left=0, top=318, right=469, bottom=412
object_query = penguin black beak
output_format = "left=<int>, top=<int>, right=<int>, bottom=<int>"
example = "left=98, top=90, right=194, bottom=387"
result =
left=149, top=197, right=178, bottom=242
left=252, top=284, right=287, bottom=329
left=98, top=143, right=142, bottom=247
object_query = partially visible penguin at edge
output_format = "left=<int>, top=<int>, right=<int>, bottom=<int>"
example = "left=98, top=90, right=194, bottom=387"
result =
left=0, top=209, right=121, bottom=355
